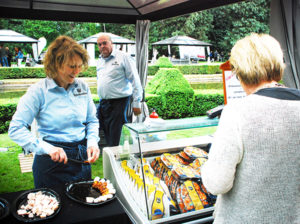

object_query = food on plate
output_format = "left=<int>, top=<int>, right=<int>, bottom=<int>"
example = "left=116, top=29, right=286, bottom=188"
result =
left=85, top=177, right=116, bottom=203
left=16, top=191, right=59, bottom=219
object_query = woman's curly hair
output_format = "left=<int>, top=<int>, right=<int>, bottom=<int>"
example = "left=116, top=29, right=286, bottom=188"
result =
left=43, top=35, right=89, bottom=78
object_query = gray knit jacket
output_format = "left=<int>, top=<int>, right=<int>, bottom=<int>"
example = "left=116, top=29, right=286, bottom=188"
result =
left=202, top=87, right=300, bottom=224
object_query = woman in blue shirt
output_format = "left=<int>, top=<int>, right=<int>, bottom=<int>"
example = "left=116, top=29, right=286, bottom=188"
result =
left=9, top=36, right=100, bottom=188
left=14, top=47, right=24, bottom=67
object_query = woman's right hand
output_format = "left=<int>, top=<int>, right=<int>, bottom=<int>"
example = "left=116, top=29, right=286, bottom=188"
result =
left=48, top=146, right=68, bottom=164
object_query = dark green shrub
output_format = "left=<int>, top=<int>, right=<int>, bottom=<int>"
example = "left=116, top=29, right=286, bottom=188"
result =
left=155, top=56, right=173, bottom=68
left=0, top=66, right=97, bottom=79
left=0, top=104, right=17, bottom=133
left=191, top=83, right=223, bottom=90
left=145, top=94, right=163, bottom=116
left=147, top=66, right=159, bottom=76
left=193, top=93, right=224, bottom=116
left=174, top=64, right=222, bottom=74
left=146, top=68, right=194, bottom=119
left=0, top=67, right=46, bottom=79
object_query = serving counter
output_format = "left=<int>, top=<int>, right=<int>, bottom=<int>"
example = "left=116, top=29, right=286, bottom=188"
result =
left=103, top=117, right=219, bottom=224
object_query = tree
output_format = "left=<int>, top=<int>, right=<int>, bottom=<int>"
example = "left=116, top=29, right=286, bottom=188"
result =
left=0, top=0, right=271, bottom=61
left=208, top=0, right=271, bottom=59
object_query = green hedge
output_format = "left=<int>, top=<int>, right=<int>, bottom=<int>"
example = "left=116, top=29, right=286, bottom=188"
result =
left=0, top=104, right=17, bottom=133
left=0, top=65, right=221, bottom=79
left=192, top=93, right=224, bottom=117
left=0, top=67, right=96, bottom=79
left=146, top=68, right=195, bottom=119
left=155, top=56, right=173, bottom=68
left=146, top=92, right=224, bottom=119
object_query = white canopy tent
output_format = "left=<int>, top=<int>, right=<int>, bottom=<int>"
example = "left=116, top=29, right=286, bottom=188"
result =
left=152, top=35, right=212, bottom=63
left=0, top=30, right=39, bottom=61
left=78, top=32, right=135, bottom=66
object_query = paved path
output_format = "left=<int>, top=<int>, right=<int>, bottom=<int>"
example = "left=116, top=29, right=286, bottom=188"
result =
left=0, top=74, right=222, bottom=91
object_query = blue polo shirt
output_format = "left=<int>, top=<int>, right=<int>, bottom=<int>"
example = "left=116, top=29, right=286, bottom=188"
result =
left=96, top=49, right=142, bottom=108
left=8, top=78, right=99, bottom=155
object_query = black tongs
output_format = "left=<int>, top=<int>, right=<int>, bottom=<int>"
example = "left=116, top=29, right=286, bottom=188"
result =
left=43, top=154, right=90, bottom=165
left=68, top=158, right=90, bottom=165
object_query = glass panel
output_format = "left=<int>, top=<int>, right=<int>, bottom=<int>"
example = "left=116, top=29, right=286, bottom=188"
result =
left=114, top=117, right=218, bottom=223
left=125, top=116, right=219, bottom=134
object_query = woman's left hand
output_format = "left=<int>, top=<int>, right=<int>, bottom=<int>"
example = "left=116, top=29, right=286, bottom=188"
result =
left=87, top=146, right=100, bottom=163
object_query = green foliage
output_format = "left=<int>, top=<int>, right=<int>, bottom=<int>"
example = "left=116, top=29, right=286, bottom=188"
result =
left=146, top=68, right=194, bottom=119
left=147, top=64, right=222, bottom=76
left=208, top=0, right=271, bottom=57
left=146, top=92, right=224, bottom=119
left=192, top=83, right=223, bottom=90
left=0, top=66, right=96, bottom=79
left=0, top=67, right=46, bottom=79
left=146, top=68, right=191, bottom=94
left=147, top=66, right=159, bottom=76
left=0, top=104, right=16, bottom=133
left=175, top=65, right=221, bottom=75
left=145, top=94, right=163, bottom=117
left=192, top=93, right=224, bottom=116
left=155, top=57, right=173, bottom=68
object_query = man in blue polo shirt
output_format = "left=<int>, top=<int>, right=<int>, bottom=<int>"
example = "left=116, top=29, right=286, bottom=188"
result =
left=96, top=34, right=142, bottom=146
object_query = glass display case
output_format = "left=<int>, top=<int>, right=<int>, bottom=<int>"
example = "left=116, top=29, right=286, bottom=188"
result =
left=103, top=116, right=219, bottom=224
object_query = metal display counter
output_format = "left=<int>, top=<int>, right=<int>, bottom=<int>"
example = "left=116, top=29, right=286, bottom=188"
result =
left=104, top=117, right=218, bottom=224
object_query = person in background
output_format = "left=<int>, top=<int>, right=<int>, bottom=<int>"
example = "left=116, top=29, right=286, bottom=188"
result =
left=201, top=33, right=300, bottom=224
left=96, top=34, right=143, bottom=146
left=213, top=50, right=218, bottom=62
left=0, top=44, right=8, bottom=67
left=9, top=36, right=100, bottom=189
left=15, top=47, right=24, bottom=67
left=5, top=47, right=12, bottom=67
left=209, top=51, right=213, bottom=62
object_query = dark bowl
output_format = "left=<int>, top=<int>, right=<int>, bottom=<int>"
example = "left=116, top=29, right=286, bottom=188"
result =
left=0, top=198, right=10, bottom=220
left=11, top=188, right=61, bottom=223
left=65, top=179, right=116, bottom=206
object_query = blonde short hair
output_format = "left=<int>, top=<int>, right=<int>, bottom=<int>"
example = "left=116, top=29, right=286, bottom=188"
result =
left=229, top=33, right=285, bottom=86
left=43, top=35, right=89, bottom=79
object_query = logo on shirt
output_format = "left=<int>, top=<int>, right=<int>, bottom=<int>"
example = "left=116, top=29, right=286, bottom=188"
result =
left=112, top=61, right=119, bottom=66
left=73, top=88, right=87, bottom=96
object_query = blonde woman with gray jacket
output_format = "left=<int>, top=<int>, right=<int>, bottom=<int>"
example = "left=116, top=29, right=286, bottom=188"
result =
left=202, top=33, right=300, bottom=224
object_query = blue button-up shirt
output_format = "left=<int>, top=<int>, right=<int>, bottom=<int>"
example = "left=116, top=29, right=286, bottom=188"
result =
left=96, top=49, right=142, bottom=108
left=8, top=78, right=99, bottom=155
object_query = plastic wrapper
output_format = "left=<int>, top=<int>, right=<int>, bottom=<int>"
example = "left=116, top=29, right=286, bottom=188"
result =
left=184, top=146, right=208, bottom=159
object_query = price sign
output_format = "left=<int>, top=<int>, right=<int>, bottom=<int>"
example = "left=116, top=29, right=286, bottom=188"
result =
left=220, top=61, right=246, bottom=104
